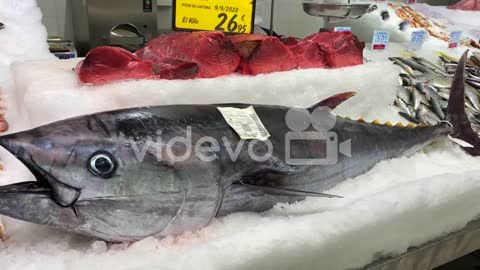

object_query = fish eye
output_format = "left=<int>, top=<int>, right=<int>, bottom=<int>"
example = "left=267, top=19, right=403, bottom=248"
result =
left=88, top=152, right=116, bottom=178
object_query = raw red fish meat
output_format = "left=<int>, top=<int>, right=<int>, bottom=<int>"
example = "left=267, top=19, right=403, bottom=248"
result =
left=150, top=58, right=199, bottom=80
left=137, top=31, right=240, bottom=78
left=77, top=46, right=155, bottom=84
left=291, top=32, right=365, bottom=69
left=448, top=0, right=480, bottom=10
left=76, top=31, right=365, bottom=85
left=290, top=37, right=328, bottom=69
left=228, top=34, right=297, bottom=75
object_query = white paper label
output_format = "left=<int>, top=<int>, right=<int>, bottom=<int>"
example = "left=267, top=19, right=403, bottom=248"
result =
left=409, top=30, right=427, bottom=50
left=334, top=27, right=352, bottom=32
left=449, top=31, right=462, bottom=48
left=217, top=106, right=271, bottom=141
left=372, top=31, right=390, bottom=50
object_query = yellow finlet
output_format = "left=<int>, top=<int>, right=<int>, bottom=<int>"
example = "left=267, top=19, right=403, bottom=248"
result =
left=400, top=49, right=415, bottom=58
left=417, top=123, right=425, bottom=128
left=372, top=120, right=381, bottom=125
left=384, top=121, right=393, bottom=127
left=345, top=116, right=351, bottom=120
left=434, top=51, right=458, bottom=62
left=407, top=123, right=415, bottom=128
left=395, top=122, right=405, bottom=128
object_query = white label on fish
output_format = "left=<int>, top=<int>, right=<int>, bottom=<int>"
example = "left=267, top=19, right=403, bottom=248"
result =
left=217, top=106, right=271, bottom=141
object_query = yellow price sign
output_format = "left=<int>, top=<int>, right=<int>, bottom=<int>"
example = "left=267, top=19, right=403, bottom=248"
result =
left=173, top=0, right=256, bottom=34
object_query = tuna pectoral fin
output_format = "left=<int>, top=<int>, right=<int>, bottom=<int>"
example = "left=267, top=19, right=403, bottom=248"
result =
left=238, top=181, right=343, bottom=198
left=447, top=50, right=480, bottom=156
left=309, top=92, right=357, bottom=112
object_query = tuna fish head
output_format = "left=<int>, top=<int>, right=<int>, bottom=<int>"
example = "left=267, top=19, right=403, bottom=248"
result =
left=0, top=114, right=189, bottom=242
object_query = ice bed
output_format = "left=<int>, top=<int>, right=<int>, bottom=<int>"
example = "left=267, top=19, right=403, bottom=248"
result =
left=1, top=1, right=480, bottom=270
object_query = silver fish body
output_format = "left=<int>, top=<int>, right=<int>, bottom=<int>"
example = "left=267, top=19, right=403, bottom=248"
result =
left=0, top=103, right=454, bottom=242
left=0, top=51, right=478, bottom=242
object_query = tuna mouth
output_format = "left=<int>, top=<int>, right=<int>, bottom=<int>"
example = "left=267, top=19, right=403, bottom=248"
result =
left=0, top=180, right=80, bottom=228
left=0, top=135, right=81, bottom=227
left=0, top=180, right=52, bottom=197
left=0, top=133, right=82, bottom=207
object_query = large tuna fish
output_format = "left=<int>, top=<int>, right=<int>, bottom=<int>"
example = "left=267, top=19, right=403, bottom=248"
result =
left=0, top=51, right=477, bottom=242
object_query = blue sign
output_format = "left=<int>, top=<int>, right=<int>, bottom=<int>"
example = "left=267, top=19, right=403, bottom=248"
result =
left=409, top=30, right=427, bottom=50
left=372, top=31, right=390, bottom=50
left=334, top=27, right=352, bottom=32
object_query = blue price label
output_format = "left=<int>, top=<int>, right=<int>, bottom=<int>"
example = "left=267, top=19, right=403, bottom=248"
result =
left=372, top=31, right=390, bottom=50
left=334, top=27, right=352, bottom=32
left=448, top=31, right=462, bottom=48
left=409, top=30, right=426, bottom=50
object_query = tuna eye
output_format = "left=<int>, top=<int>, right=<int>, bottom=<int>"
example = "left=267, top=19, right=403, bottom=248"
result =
left=88, top=152, right=116, bottom=177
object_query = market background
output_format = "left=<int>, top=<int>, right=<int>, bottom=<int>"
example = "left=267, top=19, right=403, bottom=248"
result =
left=0, top=0, right=480, bottom=270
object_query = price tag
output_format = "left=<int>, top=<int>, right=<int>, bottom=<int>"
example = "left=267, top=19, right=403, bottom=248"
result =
left=448, top=31, right=462, bottom=48
left=372, top=31, right=390, bottom=50
left=217, top=106, right=270, bottom=141
left=173, top=0, right=256, bottom=34
left=409, top=30, right=427, bottom=50
left=334, top=27, right=352, bottom=32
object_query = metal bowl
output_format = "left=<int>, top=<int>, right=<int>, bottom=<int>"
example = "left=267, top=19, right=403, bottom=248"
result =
left=303, top=3, right=377, bottom=19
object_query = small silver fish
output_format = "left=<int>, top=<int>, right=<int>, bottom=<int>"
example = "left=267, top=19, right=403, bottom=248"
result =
left=395, top=97, right=412, bottom=116
left=437, top=90, right=451, bottom=100
left=412, top=88, right=423, bottom=111
left=417, top=104, right=441, bottom=125
left=430, top=95, right=445, bottom=119
left=466, top=87, right=480, bottom=111
left=425, top=85, right=443, bottom=102
left=390, top=57, right=416, bottom=78
left=397, top=86, right=411, bottom=104
left=438, top=99, right=448, bottom=110
left=399, top=57, right=430, bottom=73
left=465, top=101, right=480, bottom=114
left=412, top=56, right=449, bottom=76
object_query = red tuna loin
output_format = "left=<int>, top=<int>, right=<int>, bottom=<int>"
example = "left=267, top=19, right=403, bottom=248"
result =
left=448, top=0, right=480, bottom=10
left=77, top=46, right=155, bottom=84
left=151, top=58, right=199, bottom=80
left=137, top=31, right=240, bottom=78
left=290, top=40, right=328, bottom=69
left=292, top=32, right=365, bottom=69
left=228, top=34, right=297, bottom=75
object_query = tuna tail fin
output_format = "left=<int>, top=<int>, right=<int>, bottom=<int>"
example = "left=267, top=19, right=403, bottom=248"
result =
left=447, top=50, right=480, bottom=156
left=309, top=91, right=357, bottom=112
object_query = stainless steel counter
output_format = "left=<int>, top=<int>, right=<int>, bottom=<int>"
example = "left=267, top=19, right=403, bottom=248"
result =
left=360, top=218, right=480, bottom=270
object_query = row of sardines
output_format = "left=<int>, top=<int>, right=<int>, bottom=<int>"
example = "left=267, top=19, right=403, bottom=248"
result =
left=390, top=52, right=480, bottom=135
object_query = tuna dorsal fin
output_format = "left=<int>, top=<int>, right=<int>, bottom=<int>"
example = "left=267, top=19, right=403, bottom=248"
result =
left=308, top=92, right=357, bottom=112
left=447, top=50, right=480, bottom=156
left=238, top=181, right=343, bottom=198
